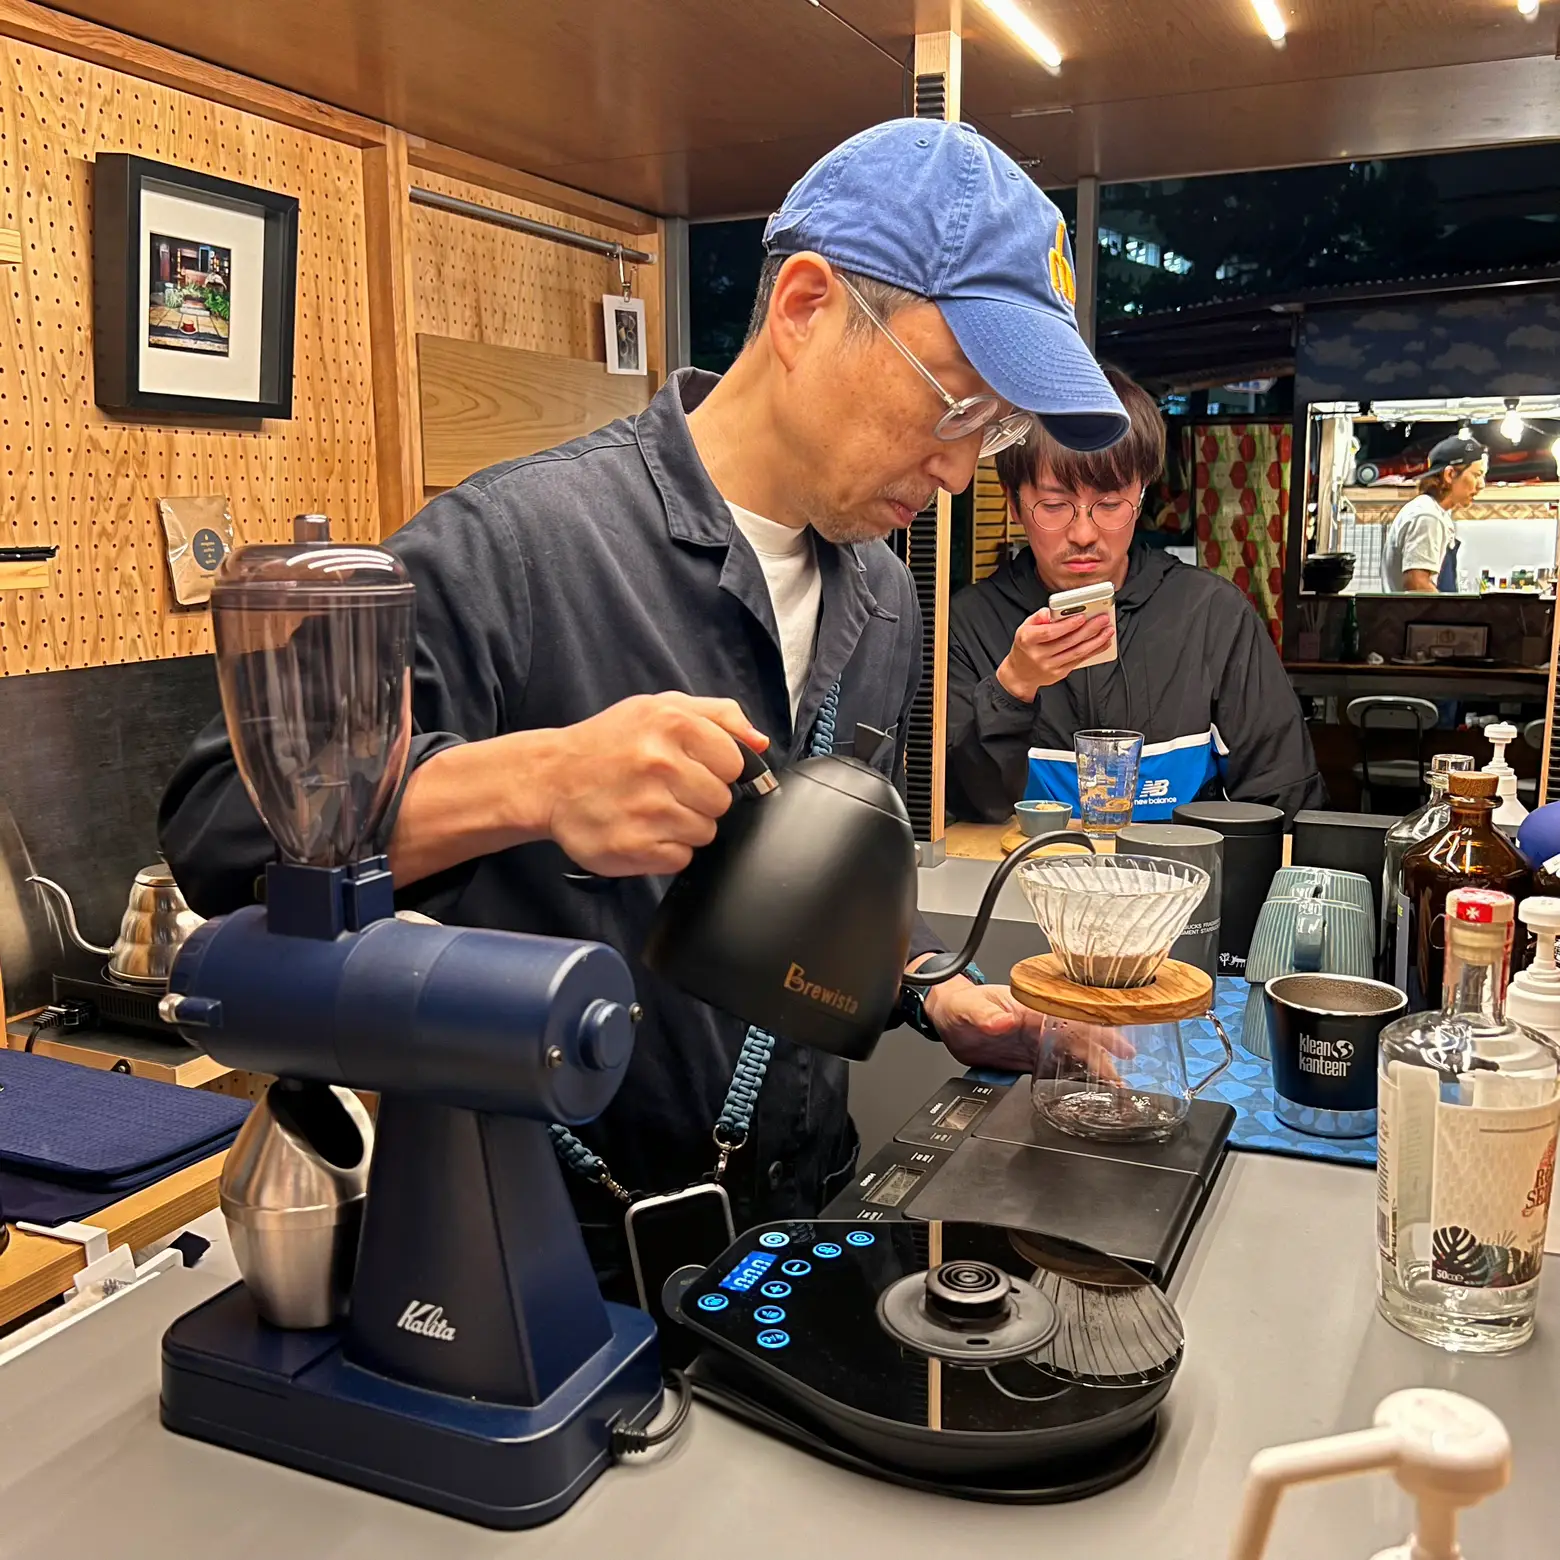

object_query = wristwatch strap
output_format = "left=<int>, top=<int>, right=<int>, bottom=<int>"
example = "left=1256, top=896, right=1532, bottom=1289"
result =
left=894, top=960, right=987, bottom=1042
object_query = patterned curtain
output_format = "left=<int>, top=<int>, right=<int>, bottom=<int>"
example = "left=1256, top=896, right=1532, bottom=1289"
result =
left=1194, top=423, right=1291, bottom=650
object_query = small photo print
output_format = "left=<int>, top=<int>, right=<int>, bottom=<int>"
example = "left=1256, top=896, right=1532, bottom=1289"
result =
left=603, top=294, right=647, bottom=375
left=148, top=233, right=231, bottom=356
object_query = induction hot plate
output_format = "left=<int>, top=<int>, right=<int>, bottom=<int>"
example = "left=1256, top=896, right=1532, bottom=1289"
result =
left=672, top=1219, right=1181, bottom=1499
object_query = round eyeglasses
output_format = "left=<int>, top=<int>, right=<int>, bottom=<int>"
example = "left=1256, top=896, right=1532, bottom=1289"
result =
left=835, top=273, right=1035, bottom=457
left=1026, top=493, right=1144, bottom=531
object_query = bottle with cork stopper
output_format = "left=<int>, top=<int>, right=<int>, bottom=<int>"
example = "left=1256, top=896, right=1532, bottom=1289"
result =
left=1377, top=887, right=1560, bottom=1353
left=1401, top=770, right=1530, bottom=1013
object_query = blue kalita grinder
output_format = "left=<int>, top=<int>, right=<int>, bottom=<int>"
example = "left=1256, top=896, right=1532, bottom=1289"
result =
left=156, top=517, right=662, bottom=1529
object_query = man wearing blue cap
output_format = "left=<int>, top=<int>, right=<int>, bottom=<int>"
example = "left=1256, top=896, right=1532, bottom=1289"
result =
left=161, top=120, right=1124, bottom=1291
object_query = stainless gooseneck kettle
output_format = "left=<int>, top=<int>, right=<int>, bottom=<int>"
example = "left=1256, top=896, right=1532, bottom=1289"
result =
left=643, top=742, right=1087, bottom=1060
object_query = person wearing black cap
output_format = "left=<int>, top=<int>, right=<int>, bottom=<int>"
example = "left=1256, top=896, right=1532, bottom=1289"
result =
left=159, top=119, right=1130, bottom=1289
left=1380, top=435, right=1486, bottom=593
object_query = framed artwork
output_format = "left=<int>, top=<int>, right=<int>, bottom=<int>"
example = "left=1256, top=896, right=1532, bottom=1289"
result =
left=1403, top=622, right=1490, bottom=661
left=93, top=154, right=299, bottom=418
left=603, top=294, right=648, bottom=376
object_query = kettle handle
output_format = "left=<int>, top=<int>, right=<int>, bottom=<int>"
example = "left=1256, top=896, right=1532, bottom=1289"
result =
left=733, top=743, right=779, bottom=799
left=563, top=742, right=779, bottom=890
left=903, top=830, right=1097, bottom=988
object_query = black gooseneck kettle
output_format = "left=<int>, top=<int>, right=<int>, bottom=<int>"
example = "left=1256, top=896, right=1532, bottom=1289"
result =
left=642, top=744, right=1090, bottom=1061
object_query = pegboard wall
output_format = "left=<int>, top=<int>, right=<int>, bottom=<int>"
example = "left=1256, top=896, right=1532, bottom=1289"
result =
left=0, top=35, right=378, bottom=676
left=410, top=168, right=662, bottom=383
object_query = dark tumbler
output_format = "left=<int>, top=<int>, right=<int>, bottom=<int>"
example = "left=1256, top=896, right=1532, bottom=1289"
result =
left=1172, top=801, right=1284, bottom=978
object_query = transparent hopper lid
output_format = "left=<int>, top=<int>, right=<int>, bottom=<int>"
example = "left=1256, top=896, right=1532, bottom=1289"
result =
left=212, top=515, right=415, bottom=869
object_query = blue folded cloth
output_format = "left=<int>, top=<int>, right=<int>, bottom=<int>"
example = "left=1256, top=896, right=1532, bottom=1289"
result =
left=0, top=1048, right=251, bottom=1186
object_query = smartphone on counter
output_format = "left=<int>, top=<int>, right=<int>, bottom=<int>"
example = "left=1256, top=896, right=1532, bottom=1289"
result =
left=626, top=1181, right=736, bottom=1329
left=1047, top=581, right=1117, bottom=669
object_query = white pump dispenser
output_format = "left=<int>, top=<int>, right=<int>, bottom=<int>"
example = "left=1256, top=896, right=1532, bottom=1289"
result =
left=1483, top=721, right=1528, bottom=831
left=1508, top=895, right=1560, bottom=1045
left=1228, top=1389, right=1511, bottom=1560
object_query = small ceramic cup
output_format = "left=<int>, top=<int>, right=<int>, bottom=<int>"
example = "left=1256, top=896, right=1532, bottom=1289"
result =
left=1015, top=800, right=1073, bottom=837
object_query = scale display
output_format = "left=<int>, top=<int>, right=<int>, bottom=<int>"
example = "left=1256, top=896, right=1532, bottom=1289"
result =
left=938, top=1096, right=985, bottom=1131
left=865, top=1165, right=925, bottom=1208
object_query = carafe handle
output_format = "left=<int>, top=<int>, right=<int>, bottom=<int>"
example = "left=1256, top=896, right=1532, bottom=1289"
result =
left=1188, top=1014, right=1235, bottom=1099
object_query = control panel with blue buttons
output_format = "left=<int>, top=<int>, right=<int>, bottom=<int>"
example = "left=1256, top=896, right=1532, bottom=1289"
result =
left=679, top=1221, right=899, bottom=1375
left=674, top=1217, right=1179, bottom=1469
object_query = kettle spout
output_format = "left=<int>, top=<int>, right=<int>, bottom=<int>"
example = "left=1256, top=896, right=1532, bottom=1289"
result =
left=27, top=875, right=113, bottom=957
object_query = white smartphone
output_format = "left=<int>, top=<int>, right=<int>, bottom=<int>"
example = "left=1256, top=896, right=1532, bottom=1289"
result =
left=1047, top=581, right=1117, bottom=669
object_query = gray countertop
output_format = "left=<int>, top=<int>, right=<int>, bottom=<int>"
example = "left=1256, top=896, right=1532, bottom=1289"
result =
left=3, top=1155, right=1557, bottom=1559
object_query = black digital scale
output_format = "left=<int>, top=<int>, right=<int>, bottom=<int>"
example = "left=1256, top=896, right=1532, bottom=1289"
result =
left=825, top=1078, right=1233, bottom=1282
left=672, top=1078, right=1234, bottom=1501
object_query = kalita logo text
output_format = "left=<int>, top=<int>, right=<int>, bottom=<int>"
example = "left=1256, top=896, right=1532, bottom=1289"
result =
left=397, top=1301, right=457, bottom=1341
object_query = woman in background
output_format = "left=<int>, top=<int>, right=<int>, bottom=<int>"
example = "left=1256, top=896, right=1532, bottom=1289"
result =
left=1380, top=435, right=1486, bottom=593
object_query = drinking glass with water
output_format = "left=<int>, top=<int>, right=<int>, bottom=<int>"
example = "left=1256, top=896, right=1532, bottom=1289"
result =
left=1074, top=729, right=1144, bottom=839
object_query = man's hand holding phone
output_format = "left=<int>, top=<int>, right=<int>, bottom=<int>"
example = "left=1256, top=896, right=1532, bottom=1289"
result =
left=995, top=591, right=1116, bottom=703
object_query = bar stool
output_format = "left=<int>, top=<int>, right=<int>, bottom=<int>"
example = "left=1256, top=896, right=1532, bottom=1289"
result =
left=1521, top=718, right=1547, bottom=805
left=1346, top=696, right=1440, bottom=811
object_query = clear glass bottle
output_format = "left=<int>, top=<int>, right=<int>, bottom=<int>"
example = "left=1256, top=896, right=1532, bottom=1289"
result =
left=1381, top=752, right=1475, bottom=986
left=1401, top=771, right=1531, bottom=1012
left=1377, top=888, right=1560, bottom=1353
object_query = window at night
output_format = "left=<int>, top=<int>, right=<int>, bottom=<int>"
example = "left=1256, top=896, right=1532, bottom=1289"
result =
left=689, top=143, right=1560, bottom=372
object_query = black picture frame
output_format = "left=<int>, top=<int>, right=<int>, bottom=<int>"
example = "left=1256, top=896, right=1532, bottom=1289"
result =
left=92, top=153, right=299, bottom=419
left=1403, top=622, right=1491, bottom=662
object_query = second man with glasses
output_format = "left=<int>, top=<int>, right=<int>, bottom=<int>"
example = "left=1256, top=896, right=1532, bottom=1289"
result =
left=947, top=367, right=1324, bottom=825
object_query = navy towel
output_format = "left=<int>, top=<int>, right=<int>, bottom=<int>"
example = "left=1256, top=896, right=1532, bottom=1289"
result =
left=0, top=1048, right=251, bottom=1186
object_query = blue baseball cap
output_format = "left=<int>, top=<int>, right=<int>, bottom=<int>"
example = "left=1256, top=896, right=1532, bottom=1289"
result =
left=763, top=119, right=1127, bottom=453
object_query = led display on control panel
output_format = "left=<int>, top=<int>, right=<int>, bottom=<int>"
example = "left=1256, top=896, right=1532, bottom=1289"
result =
left=718, top=1250, right=777, bottom=1293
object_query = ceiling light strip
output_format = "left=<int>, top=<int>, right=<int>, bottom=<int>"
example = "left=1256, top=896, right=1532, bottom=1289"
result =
left=1250, top=0, right=1288, bottom=45
left=974, top=0, right=1063, bottom=73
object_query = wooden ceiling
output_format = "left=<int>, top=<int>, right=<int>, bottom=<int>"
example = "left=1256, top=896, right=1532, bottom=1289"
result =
left=52, top=0, right=1560, bottom=215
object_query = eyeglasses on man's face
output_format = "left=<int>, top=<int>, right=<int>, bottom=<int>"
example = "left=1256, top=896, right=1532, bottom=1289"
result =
left=835, top=273, right=1034, bottom=458
left=1025, top=491, right=1144, bottom=531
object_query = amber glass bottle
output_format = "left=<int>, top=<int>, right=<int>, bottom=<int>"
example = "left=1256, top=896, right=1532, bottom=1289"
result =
left=1402, top=772, right=1531, bottom=1011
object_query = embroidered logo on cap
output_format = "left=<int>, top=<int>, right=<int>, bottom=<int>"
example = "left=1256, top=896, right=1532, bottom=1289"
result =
left=1048, top=221, right=1076, bottom=309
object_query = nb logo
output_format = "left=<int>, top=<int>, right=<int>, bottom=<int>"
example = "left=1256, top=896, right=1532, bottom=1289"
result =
left=1139, top=778, right=1171, bottom=799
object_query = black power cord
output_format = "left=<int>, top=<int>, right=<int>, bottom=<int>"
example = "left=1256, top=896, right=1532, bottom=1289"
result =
left=611, top=1370, right=693, bottom=1457
left=23, top=998, right=94, bottom=1052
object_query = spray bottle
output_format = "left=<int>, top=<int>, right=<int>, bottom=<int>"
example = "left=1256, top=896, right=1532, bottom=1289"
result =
left=1508, top=896, right=1560, bottom=1046
left=1228, top=1389, right=1510, bottom=1560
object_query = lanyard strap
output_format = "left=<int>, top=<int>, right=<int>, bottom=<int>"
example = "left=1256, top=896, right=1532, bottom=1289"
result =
left=550, top=683, right=841, bottom=1204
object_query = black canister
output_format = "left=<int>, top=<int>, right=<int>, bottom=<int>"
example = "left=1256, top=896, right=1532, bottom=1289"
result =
left=1172, top=800, right=1284, bottom=977
left=1116, top=823, right=1224, bottom=980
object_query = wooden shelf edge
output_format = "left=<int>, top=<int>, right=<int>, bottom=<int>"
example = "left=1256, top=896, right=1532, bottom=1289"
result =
left=0, top=558, right=51, bottom=591
left=0, top=1151, right=225, bottom=1326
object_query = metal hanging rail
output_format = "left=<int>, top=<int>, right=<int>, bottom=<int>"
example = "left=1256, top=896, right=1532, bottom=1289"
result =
left=408, top=186, right=656, bottom=266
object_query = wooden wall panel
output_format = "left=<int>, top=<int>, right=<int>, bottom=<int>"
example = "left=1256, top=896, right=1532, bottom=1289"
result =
left=0, top=34, right=377, bottom=676
left=419, top=334, right=649, bottom=490
left=410, top=167, right=662, bottom=387
left=972, top=458, right=1016, bottom=582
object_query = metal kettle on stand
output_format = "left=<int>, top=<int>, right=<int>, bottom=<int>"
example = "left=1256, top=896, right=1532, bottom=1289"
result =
left=31, top=863, right=204, bottom=986
left=643, top=742, right=1090, bottom=1060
